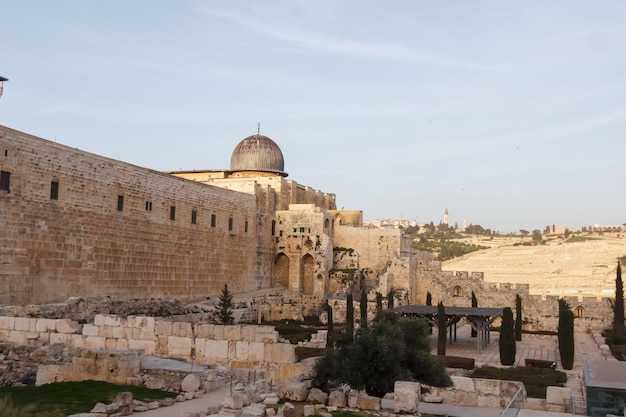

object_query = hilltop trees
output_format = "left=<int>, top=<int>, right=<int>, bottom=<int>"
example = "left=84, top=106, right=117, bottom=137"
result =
left=312, top=311, right=452, bottom=397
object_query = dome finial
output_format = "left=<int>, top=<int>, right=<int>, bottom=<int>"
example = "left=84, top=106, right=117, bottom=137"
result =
left=257, top=122, right=260, bottom=135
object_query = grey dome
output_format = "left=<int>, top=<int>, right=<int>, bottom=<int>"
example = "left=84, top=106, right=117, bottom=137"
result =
left=230, top=134, right=287, bottom=176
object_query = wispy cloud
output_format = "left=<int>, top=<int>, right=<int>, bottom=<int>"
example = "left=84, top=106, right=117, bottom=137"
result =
left=199, top=6, right=499, bottom=72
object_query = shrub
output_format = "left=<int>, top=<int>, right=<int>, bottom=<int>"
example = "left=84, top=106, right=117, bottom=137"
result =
left=499, top=307, right=516, bottom=365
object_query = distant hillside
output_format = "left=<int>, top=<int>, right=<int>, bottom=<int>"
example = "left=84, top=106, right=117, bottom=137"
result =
left=442, top=235, right=626, bottom=297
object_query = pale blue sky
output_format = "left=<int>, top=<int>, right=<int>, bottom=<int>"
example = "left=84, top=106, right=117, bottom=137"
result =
left=1, top=1, right=625, bottom=233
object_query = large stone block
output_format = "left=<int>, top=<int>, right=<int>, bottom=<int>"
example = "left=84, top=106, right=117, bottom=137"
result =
left=82, top=324, right=99, bottom=337
left=204, top=339, right=229, bottom=360
left=84, top=336, right=106, bottom=349
left=394, top=381, right=420, bottom=413
left=172, top=322, right=193, bottom=337
left=14, top=317, right=35, bottom=332
left=328, top=390, right=346, bottom=407
left=50, top=332, right=68, bottom=345
left=56, top=319, right=82, bottom=334
left=128, top=339, right=156, bottom=355
left=357, top=394, right=381, bottom=411
left=248, top=342, right=265, bottom=362
left=133, top=316, right=155, bottom=329
left=224, top=325, right=242, bottom=341
left=241, top=325, right=256, bottom=342
left=35, top=318, right=58, bottom=332
left=236, top=341, right=250, bottom=361
left=195, top=324, right=214, bottom=339
left=255, top=327, right=279, bottom=343
left=451, top=375, right=475, bottom=392
left=167, top=336, right=192, bottom=358
left=477, top=394, right=500, bottom=409
left=154, top=320, right=172, bottom=337
left=546, top=386, right=571, bottom=406
left=0, top=316, right=15, bottom=331
left=265, top=344, right=296, bottom=364
left=98, top=326, right=114, bottom=338
left=278, top=380, right=309, bottom=401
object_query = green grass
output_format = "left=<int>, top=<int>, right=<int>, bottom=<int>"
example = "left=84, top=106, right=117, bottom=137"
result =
left=564, top=236, right=597, bottom=243
left=468, top=366, right=566, bottom=399
left=0, top=380, right=176, bottom=417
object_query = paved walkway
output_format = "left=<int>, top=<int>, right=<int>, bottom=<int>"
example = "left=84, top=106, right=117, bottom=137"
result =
left=138, top=385, right=229, bottom=417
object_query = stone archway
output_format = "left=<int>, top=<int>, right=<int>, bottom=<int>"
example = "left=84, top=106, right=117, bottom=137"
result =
left=301, top=254, right=314, bottom=295
left=274, top=253, right=289, bottom=288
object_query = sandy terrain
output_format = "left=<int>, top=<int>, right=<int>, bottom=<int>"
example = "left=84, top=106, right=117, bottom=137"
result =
left=442, top=235, right=626, bottom=296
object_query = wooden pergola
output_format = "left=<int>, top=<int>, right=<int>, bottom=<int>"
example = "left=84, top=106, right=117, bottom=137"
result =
left=394, top=305, right=503, bottom=353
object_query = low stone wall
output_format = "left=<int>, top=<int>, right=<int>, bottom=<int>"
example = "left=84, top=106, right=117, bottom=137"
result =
left=427, top=376, right=526, bottom=409
left=37, top=348, right=143, bottom=385
left=0, top=314, right=297, bottom=381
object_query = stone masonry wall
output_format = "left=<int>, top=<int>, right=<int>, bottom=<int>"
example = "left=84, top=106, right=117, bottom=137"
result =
left=417, top=261, right=613, bottom=332
left=0, top=314, right=297, bottom=380
left=0, top=126, right=272, bottom=304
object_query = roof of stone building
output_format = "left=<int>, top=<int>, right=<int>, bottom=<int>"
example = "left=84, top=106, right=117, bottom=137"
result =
left=230, top=134, right=287, bottom=176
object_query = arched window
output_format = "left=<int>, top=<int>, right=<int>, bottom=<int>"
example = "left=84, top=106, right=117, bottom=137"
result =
left=453, top=285, right=463, bottom=297
left=575, top=306, right=585, bottom=318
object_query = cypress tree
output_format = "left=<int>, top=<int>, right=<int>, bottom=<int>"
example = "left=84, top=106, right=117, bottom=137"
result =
left=216, top=284, right=234, bottom=324
left=437, top=301, right=446, bottom=356
left=360, top=290, right=368, bottom=330
left=615, top=261, right=625, bottom=336
left=325, top=301, right=334, bottom=349
left=375, top=292, right=383, bottom=314
left=499, top=307, right=516, bottom=365
left=426, top=291, right=432, bottom=306
left=558, top=298, right=575, bottom=370
left=471, top=291, right=478, bottom=338
left=515, top=294, right=523, bottom=341
left=387, top=289, right=395, bottom=309
left=346, top=292, right=354, bottom=343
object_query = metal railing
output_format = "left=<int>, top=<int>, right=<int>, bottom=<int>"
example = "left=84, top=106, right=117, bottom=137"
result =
left=501, top=386, right=524, bottom=417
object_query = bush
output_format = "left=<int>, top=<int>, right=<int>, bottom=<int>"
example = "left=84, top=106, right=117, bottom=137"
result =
left=499, top=307, right=516, bottom=365
left=313, top=311, right=451, bottom=397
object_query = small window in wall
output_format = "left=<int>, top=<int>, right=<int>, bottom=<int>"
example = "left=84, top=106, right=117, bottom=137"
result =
left=50, top=181, right=59, bottom=200
left=4, top=150, right=7, bottom=157
left=575, top=306, right=585, bottom=318
left=271, top=220, right=276, bottom=236
left=117, top=195, right=124, bottom=211
left=0, top=171, right=10, bottom=193
left=293, top=228, right=297, bottom=233
left=145, top=201, right=152, bottom=211
left=279, top=230, right=283, bottom=237
left=211, top=214, right=216, bottom=227
left=228, top=217, right=233, bottom=231
left=244, top=220, right=248, bottom=233
left=170, top=206, right=176, bottom=220
left=299, top=227, right=305, bottom=233
left=191, top=210, right=197, bottom=225
left=453, top=285, right=463, bottom=297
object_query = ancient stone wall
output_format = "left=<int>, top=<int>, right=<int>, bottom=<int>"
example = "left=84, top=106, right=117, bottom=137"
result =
left=0, top=314, right=297, bottom=381
left=0, top=126, right=272, bottom=304
left=416, top=260, right=613, bottom=332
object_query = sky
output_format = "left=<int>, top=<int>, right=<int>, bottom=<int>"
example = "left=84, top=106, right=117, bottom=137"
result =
left=1, top=1, right=625, bottom=234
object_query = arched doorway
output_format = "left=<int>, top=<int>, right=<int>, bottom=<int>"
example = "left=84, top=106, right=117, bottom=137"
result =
left=274, top=253, right=289, bottom=288
left=301, top=254, right=314, bottom=295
